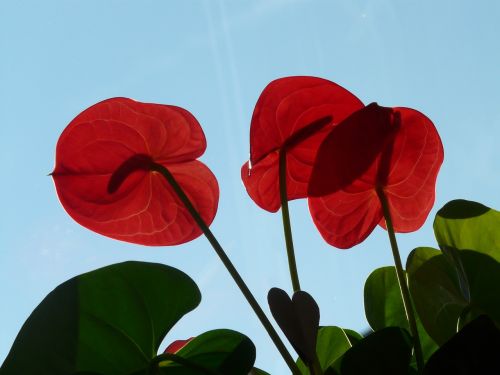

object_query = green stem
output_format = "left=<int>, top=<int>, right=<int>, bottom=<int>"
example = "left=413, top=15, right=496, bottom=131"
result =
left=279, top=149, right=301, bottom=293
left=377, top=188, right=424, bottom=372
left=152, top=163, right=301, bottom=375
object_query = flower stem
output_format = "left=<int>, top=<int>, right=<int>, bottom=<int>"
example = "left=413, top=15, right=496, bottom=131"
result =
left=279, top=149, right=301, bottom=293
left=377, top=188, right=424, bottom=372
left=153, top=164, right=301, bottom=375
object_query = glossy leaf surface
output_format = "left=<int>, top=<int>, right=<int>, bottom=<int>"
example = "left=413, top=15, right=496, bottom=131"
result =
left=309, top=103, right=443, bottom=248
left=407, top=247, right=500, bottom=345
left=329, top=327, right=413, bottom=375
left=364, top=266, right=437, bottom=362
left=364, top=266, right=407, bottom=330
left=242, top=76, right=363, bottom=212
left=297, top=326, right=354, bottom=374
left=52, top=97, right=219, bottom=246
left=1, top=261, right=201, bottom=375
left=157, top=329, right=256, bottom=375
left=406, top=247, right=464, bottom=345
left=434, top=199, right=500, bottom=262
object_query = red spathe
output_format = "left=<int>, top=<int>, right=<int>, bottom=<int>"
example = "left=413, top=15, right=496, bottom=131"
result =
left=242, top=76, right=363, bottom=212
left=52, top=98, right=219, bottom=246
left=308, top=103, right=444, bottom=249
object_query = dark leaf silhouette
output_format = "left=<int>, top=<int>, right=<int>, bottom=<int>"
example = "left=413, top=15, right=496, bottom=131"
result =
left=423, top=315, right=500, bottom=374
left=268, top=288, right=320, bottom=365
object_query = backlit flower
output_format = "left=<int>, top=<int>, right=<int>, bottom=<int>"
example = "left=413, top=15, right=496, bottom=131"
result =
left=308, top=103, right=444, bottom=248
left=241, top=76, right=363, bottom=212
left=52, top=97, right=219, bottom=246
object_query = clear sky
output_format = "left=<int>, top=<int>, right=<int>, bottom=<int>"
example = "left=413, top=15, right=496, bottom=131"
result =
left=1, top=1, right=499, bottom=374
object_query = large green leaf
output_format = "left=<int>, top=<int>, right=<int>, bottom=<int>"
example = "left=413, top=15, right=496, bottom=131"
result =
left=329, top=327, right=413, bottom=375
left=434, top=199, right=500, bottom=261
left=407, top=247, right=500, bottom=345
left=342, top=329, right=362, bottom=346
left=364, top=267, right=408, bottom=331
left=156, top=329, right=256, bottom=375
left=296, top=326, right=355, bottom=374
left=406, top=247, right=464, bottom=345
left=1, top=261, right=201, bottom=375
left=364, top=266, right=438, bottom=362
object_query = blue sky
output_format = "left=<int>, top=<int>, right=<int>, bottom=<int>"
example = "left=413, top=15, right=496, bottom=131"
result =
left=1, top=1, right=499, bottom=373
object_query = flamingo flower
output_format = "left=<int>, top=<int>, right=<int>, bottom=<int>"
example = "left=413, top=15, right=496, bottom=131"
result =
left=164, top=338, right=194, bottom=354
left=241, top=76, right=363, bottom=212
left=52, top=97, right=219, bottom=246
left=308, top=103, right=444, bottom=249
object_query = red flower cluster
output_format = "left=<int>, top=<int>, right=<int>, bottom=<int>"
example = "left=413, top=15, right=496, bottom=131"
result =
left=242, top=77, right=443, bottom=249
left=53, top=76, right=443, bottom=251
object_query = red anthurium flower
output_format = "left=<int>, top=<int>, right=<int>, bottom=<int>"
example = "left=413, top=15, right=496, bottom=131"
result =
left=241, top=76, right=363, bottom=212
left=164, top=337, right=194, bottom=354
left=308, top=103, right=444, bottom=249
left=52, top=98, right=219, bottom=246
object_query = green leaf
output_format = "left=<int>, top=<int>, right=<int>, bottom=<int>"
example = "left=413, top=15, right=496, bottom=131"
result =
left=157, top=329, right=256, bottom=375
left=1, top=261, right=201, bottom=375
left=329, top=327, right=413, bottom=375
left=423, top=315, right=500, bottom=374
left=364, top=266, right=438, bottom=362
left=342, top=329, right=362, bottom=346
left=440, top=246, right=471, bottom=302
left=364, top=267, right=408, bottom=331
left=434, top=199, right=500, bottom=261
left=406, top=247, right=462, bottom=345
left=297, top=326, right=355, bottom=374
left=407, top=247, right=500, bottom=345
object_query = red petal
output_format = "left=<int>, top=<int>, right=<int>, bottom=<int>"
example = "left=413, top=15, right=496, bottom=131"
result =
left=243, top=77, right=363, bottom=211
left=250, top=76, right=363, bottom=164
left=380, top=107, right=444, bottom=232
left=241, top=154, right=280, bottom=212
left=242, top=124, right=333, bottom=212
left=164, top=337, right=194, bottom=354
left=309, top=190, right=382, bottom=249
left=52, top=98, right=218, bottom=246
left=308, top=103, right=443, bottom=248
left=308, top=103, right=397, bottom=198
left=57, top=98, right=206, bottom=167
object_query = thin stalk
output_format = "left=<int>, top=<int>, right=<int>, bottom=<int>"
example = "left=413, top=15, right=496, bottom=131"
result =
left=152, top=163, right=301, bottom=375
left=377, top=188, right=424, bottom=372
left=279, top=149, right=301, bottom=292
